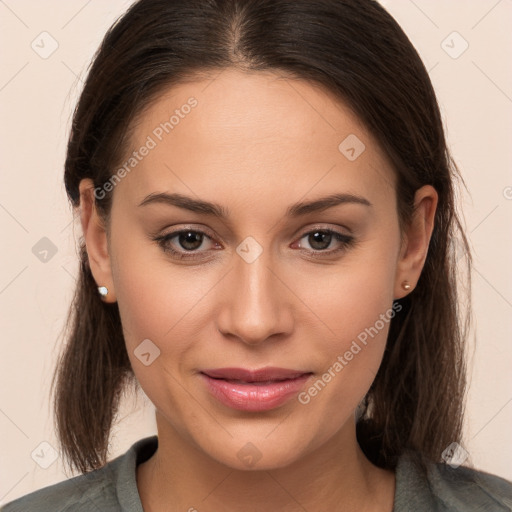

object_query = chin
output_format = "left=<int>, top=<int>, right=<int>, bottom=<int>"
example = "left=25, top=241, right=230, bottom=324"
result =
left=198, top=434, right=308, bottom=471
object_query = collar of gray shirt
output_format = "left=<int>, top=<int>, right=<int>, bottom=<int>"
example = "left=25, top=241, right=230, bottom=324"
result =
left=2, top=436, right=512, bottom=511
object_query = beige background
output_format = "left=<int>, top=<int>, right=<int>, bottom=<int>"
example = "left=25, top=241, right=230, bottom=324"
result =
left=1, top=0, right=511, bottom=504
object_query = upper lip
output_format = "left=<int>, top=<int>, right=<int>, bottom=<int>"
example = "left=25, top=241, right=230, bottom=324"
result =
left=200, top=367, right=312, bottom=382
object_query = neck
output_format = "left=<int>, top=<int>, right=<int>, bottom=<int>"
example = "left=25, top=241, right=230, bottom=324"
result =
left=136, top=412, right=395, bottom=512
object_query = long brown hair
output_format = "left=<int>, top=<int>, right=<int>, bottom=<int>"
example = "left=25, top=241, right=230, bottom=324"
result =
left=53, top=0, right=472, bottom=474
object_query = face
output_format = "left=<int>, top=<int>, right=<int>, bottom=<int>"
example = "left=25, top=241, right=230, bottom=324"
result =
left=103, top=68, right=406, bottom=469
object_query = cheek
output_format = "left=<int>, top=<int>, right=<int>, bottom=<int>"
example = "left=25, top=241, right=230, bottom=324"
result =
left=296, top=298, right=394, bottom=440
left=311, top=290, right=392, bottom=402
left=110, top=253, right=220, bottom=444
left=111, top=249, right=203, bottom=413
left=298, top=245, right=397, bottom=351
left=293, top=241, right=399, bottom=412
left=111, top=231, right=218, bottom=362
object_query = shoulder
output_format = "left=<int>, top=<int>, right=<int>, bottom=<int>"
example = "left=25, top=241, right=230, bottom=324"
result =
left=395, top=450, right=512, bottom=511
left=429, top=459, right=512, bottom=511
left=0, top=436, right=157, bottom=512
left=0, top=462, right=120, bottom=512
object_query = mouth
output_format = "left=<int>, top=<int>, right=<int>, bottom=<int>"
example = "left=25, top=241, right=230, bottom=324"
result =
left=199, top=367, right=313, bottom=411
left=201, top=367, right=310, bottom=382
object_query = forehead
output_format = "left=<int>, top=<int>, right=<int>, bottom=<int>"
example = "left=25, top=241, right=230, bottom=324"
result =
left=116, top=68, right=396, bottom=211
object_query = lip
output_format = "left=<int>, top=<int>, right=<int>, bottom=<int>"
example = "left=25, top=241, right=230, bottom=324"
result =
left=200, top=367, right=313, bottom=412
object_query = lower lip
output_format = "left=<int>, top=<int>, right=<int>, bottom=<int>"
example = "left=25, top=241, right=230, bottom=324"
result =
left=200, top=373, right=312, bottom=412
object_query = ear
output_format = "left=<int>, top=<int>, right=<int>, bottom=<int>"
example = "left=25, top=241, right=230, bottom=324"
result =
left=79, top=179, right=117, bottom=303
left=394, top=185, right=438, bottom=300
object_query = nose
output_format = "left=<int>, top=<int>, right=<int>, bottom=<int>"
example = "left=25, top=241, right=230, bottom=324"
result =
left=215, top=243, right=294, bottom=346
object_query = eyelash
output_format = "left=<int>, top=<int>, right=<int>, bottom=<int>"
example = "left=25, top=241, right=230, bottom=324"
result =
left=152, top=226, right=355, bottom=261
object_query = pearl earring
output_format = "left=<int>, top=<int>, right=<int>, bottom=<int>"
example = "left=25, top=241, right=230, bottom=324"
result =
left=402, top=281, right=411, bottom=290
left=98, top=286, right=108, bottom=297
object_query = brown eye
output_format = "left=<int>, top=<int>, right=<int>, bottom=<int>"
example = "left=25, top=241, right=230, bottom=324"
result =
left=296, top=229, right=354, bottom=255
left=175, top=231, right=204, bottom=251
left=153, top=229, right=216, bottom=260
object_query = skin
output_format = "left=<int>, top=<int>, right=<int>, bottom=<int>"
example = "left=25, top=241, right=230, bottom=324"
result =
left=79, top=68, right=437, bottom=511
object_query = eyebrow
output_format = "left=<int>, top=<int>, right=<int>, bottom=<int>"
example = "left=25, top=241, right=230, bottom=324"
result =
left=138, top=192, right=372, bottom=218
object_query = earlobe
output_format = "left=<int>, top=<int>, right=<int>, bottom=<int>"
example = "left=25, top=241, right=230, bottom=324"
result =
left=393, top=185, right=438, bottom=300
left=78, top=179, right=117, bottom=303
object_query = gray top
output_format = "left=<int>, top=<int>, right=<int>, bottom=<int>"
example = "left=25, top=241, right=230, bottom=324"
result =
left=2, top=436, right=512, bottom=511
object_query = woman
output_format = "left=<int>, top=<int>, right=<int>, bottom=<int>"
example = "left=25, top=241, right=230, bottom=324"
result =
left=3, top=0, right=511, bottom=510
